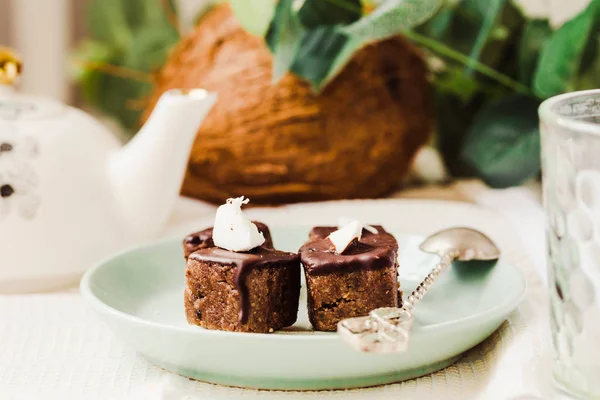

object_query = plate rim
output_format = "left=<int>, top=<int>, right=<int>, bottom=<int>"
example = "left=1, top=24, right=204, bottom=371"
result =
left=80, top=228, right=527, bottom=341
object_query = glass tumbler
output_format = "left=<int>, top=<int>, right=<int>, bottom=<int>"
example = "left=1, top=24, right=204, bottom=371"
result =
left=539, top=89, right=600, bottom=398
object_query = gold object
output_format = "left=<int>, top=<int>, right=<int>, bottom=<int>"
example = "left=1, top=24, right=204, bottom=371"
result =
left=0, top=47, right=23, bottom=85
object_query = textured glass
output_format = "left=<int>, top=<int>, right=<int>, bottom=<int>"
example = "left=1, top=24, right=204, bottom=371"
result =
left=540, top=90, right=600, bottom=398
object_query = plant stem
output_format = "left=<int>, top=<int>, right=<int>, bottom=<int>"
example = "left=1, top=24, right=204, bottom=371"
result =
left=402, top=29, right=535, bottom=96
left=465, top=0, right=505, bottom=75
left=72, top=59, right=152, bottom=82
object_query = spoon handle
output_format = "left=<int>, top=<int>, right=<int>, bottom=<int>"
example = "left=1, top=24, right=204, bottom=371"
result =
left=337, top=250, right=458, bottom=353
left=403, top=250, right=458, bottom=311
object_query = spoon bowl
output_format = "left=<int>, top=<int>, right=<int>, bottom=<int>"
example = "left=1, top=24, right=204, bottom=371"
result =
left=419, top=227, right=501, bottom=261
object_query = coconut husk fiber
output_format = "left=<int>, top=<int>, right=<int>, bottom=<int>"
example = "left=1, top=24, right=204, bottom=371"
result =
left=143, top=3, right=432, bottom=205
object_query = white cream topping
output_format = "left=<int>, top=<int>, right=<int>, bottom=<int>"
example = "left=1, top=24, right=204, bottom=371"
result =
left=212, top=196, right=265, bottom=252
left=328, top=220, right=364, bottom=254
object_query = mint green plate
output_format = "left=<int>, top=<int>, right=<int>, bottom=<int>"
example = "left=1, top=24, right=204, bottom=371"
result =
left=80, top=227, right=526, bottom=390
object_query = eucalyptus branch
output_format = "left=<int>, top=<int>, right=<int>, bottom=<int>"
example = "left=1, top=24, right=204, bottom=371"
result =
left=317, top=0, right=535, bottom=96
left=401, top=29, right=536, bottom=96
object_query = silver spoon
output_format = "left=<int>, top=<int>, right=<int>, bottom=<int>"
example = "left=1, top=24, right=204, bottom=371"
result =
left=337, top=227, right=501, bottom=353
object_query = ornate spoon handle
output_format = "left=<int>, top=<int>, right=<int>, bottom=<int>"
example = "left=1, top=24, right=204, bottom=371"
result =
left=337, top=249, right=459, bottom=353
left=402, top=250, right=458, bottom=312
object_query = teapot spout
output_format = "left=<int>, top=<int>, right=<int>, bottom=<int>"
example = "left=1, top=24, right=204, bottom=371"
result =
left=108, top=89, right=217, bottom=240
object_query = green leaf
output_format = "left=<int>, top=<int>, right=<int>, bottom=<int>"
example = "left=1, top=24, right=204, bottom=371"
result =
left=124, top=24, right=179, bottom=71
left=267, top=0, right=304, bottom=83
left=415, top=0, right=525, bottom=73
left=86, top=0, right=132, bottom=48
left=461, top=94, right=541, bottom=188
left=265, top=3, right=283, bottom=51
left=125, top=0, right=177, bottom=30
left=343, top=0, right=442, bottom=42
left=418, top=7, right=455, bottom=40
left=290, top=27, right=349, bottom=89
left=533, top=0, right=600, bottom=98
left=576, top=35, right=600, bottom=91
left=517, top=19, right=552, bottom=87
left=463, top=0, right=505, bottom=75
left=315, top=36, right=363, bottom=90
left=291, top=0, right=441, bottom=91
left=403, top=29, right=531, bottom=94
left=123, top=0, right=159, bottom=31
left=298, top=0, right=362, bottom=28
left=229, top=0, right=276, bottom=37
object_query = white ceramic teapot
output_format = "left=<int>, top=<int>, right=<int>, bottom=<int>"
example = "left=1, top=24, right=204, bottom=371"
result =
left=0, top=49, right=217, bottom=293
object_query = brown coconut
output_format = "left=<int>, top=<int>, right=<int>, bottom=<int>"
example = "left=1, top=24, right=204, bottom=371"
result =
left=143, top=4, right=432, bottom=205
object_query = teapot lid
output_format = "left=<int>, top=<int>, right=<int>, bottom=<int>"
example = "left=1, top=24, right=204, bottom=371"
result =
left=0, top=47, right=66, bottom=121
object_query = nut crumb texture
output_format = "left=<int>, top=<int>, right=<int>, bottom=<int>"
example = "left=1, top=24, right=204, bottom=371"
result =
left=185, top=246, right=300, bottom=333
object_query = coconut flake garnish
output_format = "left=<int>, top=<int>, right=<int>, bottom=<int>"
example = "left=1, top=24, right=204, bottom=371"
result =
left=327, top=220, right=364, bottom=254
left=212, top=196, right=265, bottom=252
left=337, top=216, right=378, bottom=234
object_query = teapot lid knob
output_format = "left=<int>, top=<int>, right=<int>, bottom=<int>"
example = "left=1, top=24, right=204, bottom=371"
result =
left=0, top=47, right=22, bottom=86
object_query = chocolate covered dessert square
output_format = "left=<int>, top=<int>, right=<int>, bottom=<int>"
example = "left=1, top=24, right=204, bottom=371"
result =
left=299, top=226, right=401, bottom=331
left=185, top=247, right=301, bottom=333
left=183, top=221, right=273, bottom=259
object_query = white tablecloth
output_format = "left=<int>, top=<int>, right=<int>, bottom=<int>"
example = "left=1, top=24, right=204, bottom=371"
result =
left=0, top=183, right=558, bottom=400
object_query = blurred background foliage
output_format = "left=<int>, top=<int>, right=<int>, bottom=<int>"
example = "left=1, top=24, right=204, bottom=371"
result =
left=71, top=0, right=600, bottom=188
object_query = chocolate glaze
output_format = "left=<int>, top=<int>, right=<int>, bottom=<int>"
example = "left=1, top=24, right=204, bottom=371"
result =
left=300, top=226, right=398, bottom=275
left=309, top=225, right=388, bottom=242
left=190, top=247, right=299, bottom=324
left=183, top=221, right=273, bottom=259
left=183, top=227, right=215, bottom=258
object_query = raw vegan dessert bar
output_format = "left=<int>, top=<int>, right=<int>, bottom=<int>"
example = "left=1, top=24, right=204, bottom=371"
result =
left=299, top=221, right=401, bottom=331
left=184, top=197, right=301, bottom=333
left=183, top=221, right=273, bottom=259
left=186, top=247, right=300, bottom=332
